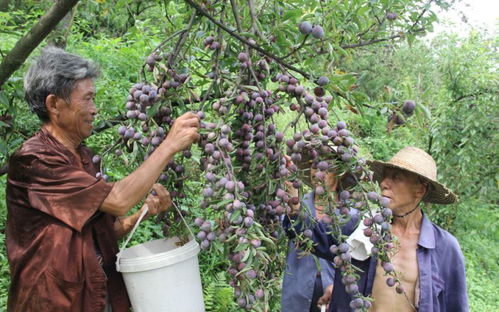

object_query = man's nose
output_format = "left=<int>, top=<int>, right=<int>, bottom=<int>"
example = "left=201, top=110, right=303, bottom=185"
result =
left=380, top=177, right=390, bottom=189
left=89, top=102, right=98, bottom=115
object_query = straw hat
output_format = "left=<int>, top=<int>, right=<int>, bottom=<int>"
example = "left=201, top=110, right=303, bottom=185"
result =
left=367, top=146, right=457, bottom=204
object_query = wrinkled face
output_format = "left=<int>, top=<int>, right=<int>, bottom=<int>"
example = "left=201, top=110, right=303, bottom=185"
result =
left=380, top=167, right=426, bottom=211
left=56, top=78, right=97, bottom=142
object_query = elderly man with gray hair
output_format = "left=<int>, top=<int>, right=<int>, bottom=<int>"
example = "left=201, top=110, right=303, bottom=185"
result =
left=5, top=46, right=200, bottom=311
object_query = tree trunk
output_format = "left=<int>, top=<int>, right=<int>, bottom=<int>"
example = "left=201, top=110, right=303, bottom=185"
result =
left=48, top=4, right=79, bottom=48
left=0, top=0, right=9, bottom=12
left=0, top=0, right=80, bottom=89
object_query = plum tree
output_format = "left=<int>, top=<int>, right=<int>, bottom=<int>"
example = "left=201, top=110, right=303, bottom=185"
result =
left=88, top=1, right=450, bottom=310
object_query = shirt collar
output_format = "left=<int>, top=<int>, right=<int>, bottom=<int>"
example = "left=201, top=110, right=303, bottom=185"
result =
left=40, top=127, right=88, bottom=163
left=418, top=213, right=435, bottom=249
left=305, top=191, right=436, bottom=248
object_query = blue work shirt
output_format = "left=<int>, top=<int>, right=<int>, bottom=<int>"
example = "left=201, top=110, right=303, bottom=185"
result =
left=281, top=192, right=335, bottom=312
left=284, top=195, right=469, bottom=312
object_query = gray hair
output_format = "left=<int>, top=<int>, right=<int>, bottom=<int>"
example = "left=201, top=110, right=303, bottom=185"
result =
left=24, top=46, right=100, bottom=122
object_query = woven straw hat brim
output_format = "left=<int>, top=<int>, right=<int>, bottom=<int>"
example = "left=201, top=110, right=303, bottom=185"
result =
left=367, top=160, right=458, bottom=205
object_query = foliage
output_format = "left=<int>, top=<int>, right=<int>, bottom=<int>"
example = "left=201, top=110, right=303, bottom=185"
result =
left=341, top=30, right=498, bottom=227
left=339, top=29, right=499, bottom=311
left=0, top=7, right=45, bottom=166
left=453, top=199, right=499, bottom=311
left=203, top=272, right=238, bottom=312
left=430, top=32, right=498, bottom=202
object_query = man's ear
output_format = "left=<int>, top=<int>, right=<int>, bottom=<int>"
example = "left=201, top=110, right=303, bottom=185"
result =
left=415, top=181, right=428, bottom=200
left=45, top=94, right=62, bottom=119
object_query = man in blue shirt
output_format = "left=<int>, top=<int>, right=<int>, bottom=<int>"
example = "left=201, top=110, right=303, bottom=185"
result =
left=282, top=164, right=337, bottom=312
left=285, top=146, right=469, bottom=311
left=281, top=191, right=335, bottom=312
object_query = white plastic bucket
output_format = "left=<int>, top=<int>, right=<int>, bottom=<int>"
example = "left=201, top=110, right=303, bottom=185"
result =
left=116, top=237, right=205, bottom=312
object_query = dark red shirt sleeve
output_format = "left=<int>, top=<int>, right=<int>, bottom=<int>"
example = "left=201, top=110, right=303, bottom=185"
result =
left=20, top=150, right=113, bottom=232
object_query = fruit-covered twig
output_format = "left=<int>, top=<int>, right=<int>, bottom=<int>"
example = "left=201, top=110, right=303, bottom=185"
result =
left=229, top=0, right=262, bottom=91
left=184, top=0, right=311, bottom=80
left=410, top=0, right=434, bottom=30
left=341, top=0, right=432, bottom=50
left=281, top=36, right=309, bottom=60
left=168, top=12, right=197, bottom=67
left=199, top=7, right=225, bottom=111
left=247, top=0, right=266, bottom=41
left=341, top=31, right=418, bottom=49
left=139, top=29, right=188, bottom=81
left=229, top=0, right=242, bottom=31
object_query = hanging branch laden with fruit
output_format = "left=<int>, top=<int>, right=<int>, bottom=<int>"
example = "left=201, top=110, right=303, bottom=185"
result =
left=86, top=0, right=448, bottom=310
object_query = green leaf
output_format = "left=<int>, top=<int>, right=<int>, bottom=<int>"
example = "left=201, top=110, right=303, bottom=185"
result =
left=0, top=140, right=8, bottom=156
left=0, top=91, right=8, bottom=106
left=417, top=102, right=431, bottom=119
left=241, top=248, right=251, bottom=262
left=357, top=5, right=370, bottom=16
left=146, top=101, right=162, bottom=118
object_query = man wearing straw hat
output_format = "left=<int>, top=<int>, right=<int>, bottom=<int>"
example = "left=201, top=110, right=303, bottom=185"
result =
left=285, top=146, right=469, bottom=311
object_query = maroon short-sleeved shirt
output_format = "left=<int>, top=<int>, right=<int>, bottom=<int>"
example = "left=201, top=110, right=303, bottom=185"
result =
left=6, top=128, right=130, bottom=312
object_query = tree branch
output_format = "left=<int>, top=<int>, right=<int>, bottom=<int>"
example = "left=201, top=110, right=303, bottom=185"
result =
left=343, top=1, right=431, bottom=51
left=0, top=0, right=80, bottom=89
left=410, top=0, right=433, bottom=31
left=200, top=5, right=225, bottom=111
left=229, top=0, right=261, bottom=90
left=281, top=36, right=309, bottom=60
left=247, top=0, right=265, bottom=41
left=162, top=0, right=176, bottom=27
left=357, top=2, right=386, bottom=39
left=152, top=29, right=187, bottom=55
left=340, top=28, right=424, bottom=49
left=256, top=0, right=270, bottom=18
left=138, top=27, right=192, bottom=81
left=229, top=0, right=242, bottom=32
left=137, top=4, right=156, bottom=16
left=168, top=12, right=197, bottom=67
left=356, top=22, right=379, bottom=39
left=452, top=90, right=496, bottom=103
left=183, top=0, right=311, bottom=80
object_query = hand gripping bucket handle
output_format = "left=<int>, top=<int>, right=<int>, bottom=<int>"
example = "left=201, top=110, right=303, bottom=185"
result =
left=116, top=202, right=196, bottom=271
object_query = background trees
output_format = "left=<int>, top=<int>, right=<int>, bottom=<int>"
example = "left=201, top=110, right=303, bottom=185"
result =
left=0, top=0, right=497, bottom=310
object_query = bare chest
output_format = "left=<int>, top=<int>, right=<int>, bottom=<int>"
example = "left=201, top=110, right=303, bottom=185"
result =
left=392, top=236, right=419, bottom=284
left=370, top=235, right=420, bottom=311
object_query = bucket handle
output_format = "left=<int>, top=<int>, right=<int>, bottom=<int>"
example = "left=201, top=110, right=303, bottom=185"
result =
left=170, top=201, right=196, bottom=239
left=116, top=205, right=149, bottom=271
left=115, top=201, right=196, bottom=271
